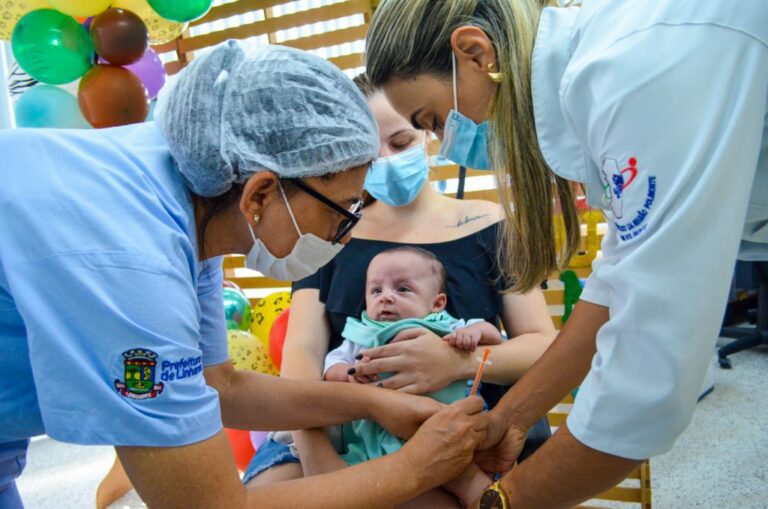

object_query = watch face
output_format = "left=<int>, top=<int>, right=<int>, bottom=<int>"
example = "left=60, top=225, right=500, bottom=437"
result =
left=479, top=489, right=504, bottom=509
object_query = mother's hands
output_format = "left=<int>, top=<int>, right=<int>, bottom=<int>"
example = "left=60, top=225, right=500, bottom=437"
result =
left=355, top=327, right=472, bottom=394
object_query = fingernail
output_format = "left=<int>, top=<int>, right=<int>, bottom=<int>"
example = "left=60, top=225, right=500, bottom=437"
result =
left=355, top=354, right=363, bottom=360
left=347, top=368, right=356, bottom=375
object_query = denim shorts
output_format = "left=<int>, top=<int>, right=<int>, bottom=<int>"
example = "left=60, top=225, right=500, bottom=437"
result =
left=241, top=434, right=299, bottom=485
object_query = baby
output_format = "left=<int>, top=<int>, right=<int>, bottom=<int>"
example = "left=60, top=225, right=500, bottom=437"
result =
left=324, top=246, right=502, bottom=506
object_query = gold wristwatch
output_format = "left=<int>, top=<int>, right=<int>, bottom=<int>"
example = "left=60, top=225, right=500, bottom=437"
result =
left=479, top=479, right=510, bottom=509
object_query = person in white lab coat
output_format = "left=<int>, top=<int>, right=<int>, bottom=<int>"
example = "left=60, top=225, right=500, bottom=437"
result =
left=363, top=0, right=768, bottom=506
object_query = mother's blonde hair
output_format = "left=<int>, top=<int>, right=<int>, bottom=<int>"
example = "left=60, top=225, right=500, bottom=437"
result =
left=366, top=0, right=579, bottom=293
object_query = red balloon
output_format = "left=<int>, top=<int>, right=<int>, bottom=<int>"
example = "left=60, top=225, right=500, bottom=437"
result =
left=269, top=308, right=290, bottom=370
left=224, top=428, right=255, bottom=472
left=90, top=8, right=148, bottom=65
left=78, top=64, right=149, bottom=128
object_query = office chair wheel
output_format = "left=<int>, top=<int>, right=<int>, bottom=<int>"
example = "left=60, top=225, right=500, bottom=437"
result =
left=718, top=356, right=732, bottom=369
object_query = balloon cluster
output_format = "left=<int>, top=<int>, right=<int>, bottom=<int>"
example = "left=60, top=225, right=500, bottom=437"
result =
left=223, top=284, right=290, bottom=374
left=3, top=0, right=213, bottom=128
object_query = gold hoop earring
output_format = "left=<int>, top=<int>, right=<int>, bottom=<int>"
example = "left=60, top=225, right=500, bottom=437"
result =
left=487, top=63, right=503, bottom=83
left=253, top=214, right=260, bottom=225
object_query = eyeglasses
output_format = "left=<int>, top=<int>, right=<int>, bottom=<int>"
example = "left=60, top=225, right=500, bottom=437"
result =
left=288, top=179, right=363, bottom=244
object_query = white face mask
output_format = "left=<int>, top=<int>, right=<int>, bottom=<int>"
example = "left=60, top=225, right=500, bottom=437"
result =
left=246, top=182, right=344, bottom=281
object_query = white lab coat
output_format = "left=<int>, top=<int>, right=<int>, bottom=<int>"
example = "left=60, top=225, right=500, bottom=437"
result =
left=532, top=0, right=768, bottom=459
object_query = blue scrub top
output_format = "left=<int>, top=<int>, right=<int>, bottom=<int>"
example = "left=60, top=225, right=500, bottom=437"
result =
left=0, top=123, right=228, bottom=447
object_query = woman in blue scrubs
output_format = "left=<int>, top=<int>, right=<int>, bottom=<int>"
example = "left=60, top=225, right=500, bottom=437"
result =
left=0, top=41, right=487, bottom=508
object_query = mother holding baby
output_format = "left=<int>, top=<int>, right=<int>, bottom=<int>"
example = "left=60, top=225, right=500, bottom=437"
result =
left=245, top=73, right=557, bottom=508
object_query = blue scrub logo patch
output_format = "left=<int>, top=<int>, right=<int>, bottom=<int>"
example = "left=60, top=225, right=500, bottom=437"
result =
left=115, top=349, right=165, bottom=400
left=600, top=156, right=657, bottom=242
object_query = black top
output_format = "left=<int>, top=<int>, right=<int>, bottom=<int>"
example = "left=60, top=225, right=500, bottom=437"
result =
left=293, top=221, right=510, bottom=407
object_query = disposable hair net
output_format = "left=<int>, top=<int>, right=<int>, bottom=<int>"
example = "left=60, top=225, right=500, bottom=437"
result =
left=155, top=40, right=379, bottom=197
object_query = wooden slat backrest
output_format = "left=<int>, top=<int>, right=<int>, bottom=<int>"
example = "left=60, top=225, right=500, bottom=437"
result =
left=152, top=0, right=373, bottom=75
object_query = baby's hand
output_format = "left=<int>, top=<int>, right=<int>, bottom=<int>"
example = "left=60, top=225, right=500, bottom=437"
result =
left=443, top=327, right=481, bottom=352
left=348, top=356, right=377, bottom=384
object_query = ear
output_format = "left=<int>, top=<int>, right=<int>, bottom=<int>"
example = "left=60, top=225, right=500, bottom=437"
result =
left=432, top=292, right=448, bottom=312
left=450, top=26, right=497, bottom=73
left=240, top=171, right=280, bottom=224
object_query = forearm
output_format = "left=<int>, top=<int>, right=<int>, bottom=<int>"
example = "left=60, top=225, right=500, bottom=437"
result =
left=293, top=428, right=349, bottom=476
left=282, top=335, right=350, bottom=470
left=213, top=369, right=378, bottom=430
left=213, top=330, right=359, bottom=430
left=247, top=452, right=426, bottom=508
left=281, top=337, right=325, bottom=381
left=492, top=300, right=607, bottom=429
left=451, top=330, right=555, bottom=385
left=120, top=431, right=430, bottom=509
left=278, top=318, right=351, bottom=473
left=498, top=424, right=640, bottom=509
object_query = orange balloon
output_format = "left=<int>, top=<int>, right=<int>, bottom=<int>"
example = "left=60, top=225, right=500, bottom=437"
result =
left=78, top=64, right=149, bottom=128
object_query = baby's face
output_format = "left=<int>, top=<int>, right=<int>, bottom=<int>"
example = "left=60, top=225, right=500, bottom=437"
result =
left=365, top=252, right=444, bottom=321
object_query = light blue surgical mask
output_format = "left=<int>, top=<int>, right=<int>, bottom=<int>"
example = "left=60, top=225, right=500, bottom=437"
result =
left=364, top=142, right=429, bottom=206
left=439, top=52, right=492, bottom=170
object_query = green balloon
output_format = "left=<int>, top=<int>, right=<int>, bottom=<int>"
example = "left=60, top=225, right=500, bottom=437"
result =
left=147, top=0, right=212, bottom=23
left=223, top=287, right=253, bottom=331
left=11, top=9, right=93, bottom=85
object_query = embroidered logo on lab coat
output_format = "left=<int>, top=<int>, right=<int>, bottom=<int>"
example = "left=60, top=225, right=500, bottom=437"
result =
left=599, top=157, right=638, bottom=218
left=114, top=349, right=165, bottom=400
left=600, top=156, right=657, bottom=242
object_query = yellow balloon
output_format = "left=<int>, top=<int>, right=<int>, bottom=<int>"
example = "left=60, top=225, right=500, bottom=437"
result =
left=0, top=0, right=49, bottom=41
left=48, top=0, right=111, bottom=17
left=250, top=291, right=292, bottom=347
left=112, top=0, right=188, bottom=44
left=227, top=330, right=279, bottom=376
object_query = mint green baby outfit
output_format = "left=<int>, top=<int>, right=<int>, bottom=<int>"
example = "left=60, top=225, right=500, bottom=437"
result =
left=339, top=311, right=470, bottom=465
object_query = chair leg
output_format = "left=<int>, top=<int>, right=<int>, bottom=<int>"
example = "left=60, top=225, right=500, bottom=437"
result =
left=719, top=271, right=768, bottom=369
left=718, top=334, right=762, bottom=369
